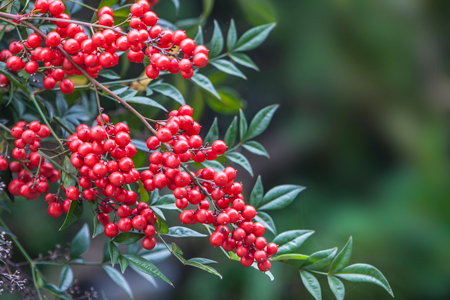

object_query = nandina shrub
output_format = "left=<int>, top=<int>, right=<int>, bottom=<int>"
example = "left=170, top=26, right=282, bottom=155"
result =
left=0, top=0, right=393, bottom=299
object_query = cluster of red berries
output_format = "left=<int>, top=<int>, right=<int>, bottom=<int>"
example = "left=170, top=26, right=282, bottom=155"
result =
left=7, top=121, right=60, bottom=201
left=0, top=0, right=209, bottom=91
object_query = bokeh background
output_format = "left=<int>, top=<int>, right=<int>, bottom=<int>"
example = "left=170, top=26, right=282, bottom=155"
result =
left=2, top=0, right=450, bottom=299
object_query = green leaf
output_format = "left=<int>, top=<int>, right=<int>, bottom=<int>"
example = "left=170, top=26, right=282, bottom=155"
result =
left=194, top=25, right=204, bottom=45
left=99, top=69, right=120, bottom=79
left=138, top=180, right=150, bottom=203
left=123, top=254, right=173, bottom=286
left=225, top=152, right=253, bottom=176
left=151, top=83, right=185, bottom=105
left=70, top=223, right=90, bottom=258
left=108, top=84, right=129, bottom=96
left=249, top=175, right=264, bottom=207
left=185, top=260, right=222, bottom=279
left=328, top=276, right=345, bottom=300
left=139, top=243, right=171, bottom=263
left=130, top=139, right=150, bottom=153
left=149, top=189, right=159, bottom=205
left=152, top=206, right=165, bottom=220
left=254, top=211, right=277, bottom=235
left=109, top=242, right=120, bottom=267
left=113, top=233, right=145, bottom=245
left=205, top=87, right=244, bottom=115
left=121, top=89, right=138, bottom=100
left=43, top=284, right=71, bottom=300
left=229, top=53, right=259, bottom=71
left=130, top=264, right=158, bottom=287
left=258, top=184, right=305, bottom=210
left=199, top=160, right=224, bottom=172
left=93, top=216, right=104, bottom=238
left=61, top=155, right=77, bottom=189
left=59, top=201, right=83, bottom=231
left=239, top=109, right=248, bottom=141
left=271, top=253, right=309, bottom=262
left=157, top=216, right=169, bottom=234
left=233, top=23, right=276, bottom=52
left=119, top=255, right=129, bottom=273
left=127, top=241, right=140, bottom=255
left=112, top=4, right=132, bottom=25
left=209, top=20, right=224, bottom=57
left=91, top=0, right=118, bottom=22
left=224, top=116, right=238, bottom=147
left=191, top=73, right=221, bottom=100
left=227, top=19, right=237, bottom=52
left=164, top=226, right=207, bottom=238
left=303, top=248, right=338, bottom=271
left=171, top=0, right=179, bottom=12
left=125, top=97, right=168, bottom=112
left=242, top=141, right=269, bottom=157
left=152, top=195, right=177, bottom=210
left=329, top=237, right=353, bottom=274
left=211, top=59, right=247, bottom=80
left=300, top=270, right=322, bottom=300
left=171, top=242, right=184, bottom=255
left=273, top=230, right=314, bottom=255
left=58, top=266, right=73, bottom=292
left=244, top=104, right=278, bottom=141
left=334, top=264, right=393, bottom=297
left=103, top=265, right=133, bottom=299
left=204, top=118, right=219, bottom=145
left=146, top=85, right=153, bottom=96
left=187, top=258, right=218, bottom=264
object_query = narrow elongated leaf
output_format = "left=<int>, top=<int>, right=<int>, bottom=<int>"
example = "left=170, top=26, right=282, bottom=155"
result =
left=151, top=83, right=185, bottom=105
left=125, top=97, right=167, bottom=112
left=139, top=243, right=171, bottom=263
left=225, top=152, right=253, bottom=176
left=254, top=211, right=276, bottom=235
left=303, top=248, right=338, bottom=271
left=109, top=242, right=120, bottom=267
left=93, top=216, right=104, bottom=238
left=123, top=254, right=173, bottom=286
left=127, top=241, right=140, bottom=255
left=273, top=230, right=314, bottom=255
left=239, top=109, right=247, bottom=141
left=138, top=180, right=150, bottom=203
left=258, top=184, right=305, bottom=210
left=204, top=118, right=219, bottom=145
left=233, top=23, right=276, bottom=52
left=171, top=0, right=179, bottom=12
left=112, top=4, right=132, bottom=25
left=59, top=200, right=83, bottom=231
left=249, top=176, right=264, bottom=208
left=43, top=284, right=71, bottom=300
left=70, top=223, right=90, bottom=258
left=108, top=84, right=129, bottom=96
left=130, top=264, right=158, bottom=287
left=99, top=69, right=120, bottom=79
left=224, top=116, right=238, bottom=147
left=130, top=139, right=151, bottom=153
left=244, top=104, right=278, bottom=141
left=164, top=226, right=207, bottom=238
left=334, top=264, right=393, bottom=297
left=119, top=255, right=129, bottom=273
left=61, top=156, right=77, bottom=188
left=272, top=253, right=309, bottom=261
left=209, top=20, right=224, bottom=57
left=200, top=160, right=224, bottom=172
left=229, top=53, right=259, bottom=71
left=328, top=276, right=345, bottom=300
left=191, top=73, right=221, bottom=100
left=151, top=206, right=165, bottom=220
left=329, top=237, right=353, bottom=274
left=300, top=270, right=322, bottom=300
left=150, top=189, right=159, bottom=205
left=153, top=195, right=177, bottom=210
left=103, top=265, right=133, bottom=299
left=113, top=233, right=145, bottom=245
left=157, top=216, right=169, bottom=234
left=187, top=258, right=217, bottom=264
left=194, top=25, right=204, bottom=45
left=211, top=59, right=247, bottom=79
left=185, top=260, right=222, bottom=279
left=242, top=141, right=269, bottom=157
left=227, top=19, right=237, bottom=52
left=58, top=266, right=73, bottom=291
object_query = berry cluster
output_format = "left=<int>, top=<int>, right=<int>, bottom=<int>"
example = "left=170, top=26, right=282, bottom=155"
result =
left=7, top=121, right=60, bottom=201
left=0, top=0, right=209, bottom=91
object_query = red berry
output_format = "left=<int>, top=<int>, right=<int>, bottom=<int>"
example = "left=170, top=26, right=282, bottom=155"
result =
left=118, top=218, right=132, bottom=232
left=142, top=236, right=156, bottom=250
left=257, top=259, right=271, bottom=272
left=48, top=202, right=63, bottom=218
left=60, top=79, right=74, bottom=94
left=105, top=223, right=119, bottom=238
left=180, top=38, right=195, bottom=54
left=211, top=140, right=227, bottom=155
left=49, top=0, right=65, bottom=16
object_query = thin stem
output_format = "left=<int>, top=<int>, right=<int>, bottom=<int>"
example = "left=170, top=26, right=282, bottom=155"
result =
left=0, top=123, right=11, bottom=133
left=65, top=0, right=97, bottom=11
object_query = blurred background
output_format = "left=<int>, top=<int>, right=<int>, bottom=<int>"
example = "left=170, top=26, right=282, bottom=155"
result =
left=2, top=0, right=450, bottom=299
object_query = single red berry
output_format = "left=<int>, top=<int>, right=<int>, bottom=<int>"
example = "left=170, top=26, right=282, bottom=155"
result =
left=142, top=236, right=156, bottom=250
left=60, top=79, right=74, bottom=94
left=48, top=202, right=63, bottom=218
left=104, top=223, right=119, bottom=238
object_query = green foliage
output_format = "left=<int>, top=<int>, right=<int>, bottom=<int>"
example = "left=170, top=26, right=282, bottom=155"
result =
left=69, top=223, right=90, bottom=258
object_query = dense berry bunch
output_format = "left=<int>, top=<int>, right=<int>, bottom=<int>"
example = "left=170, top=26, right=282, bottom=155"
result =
left=0, top=0, right=209, bottom=91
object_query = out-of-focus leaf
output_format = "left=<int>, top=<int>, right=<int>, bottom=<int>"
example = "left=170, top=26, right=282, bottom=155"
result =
left=194, top=25, right=204, bottom=46
left=236, top=0, right=277, bottom=25
left=163, top=226, right=207, bottom=238
left=113, top=233, right=145, bottom=245
left=92, top=216, right=104, bottom=238
left=329, top=237, right=353, bottom=274
left=171, top=0, right=179, bottom=13
left=103, top=265, right=133, bottom=299
left=130, top=139, right=150, bottom=153
left=328, top=276, right=345, bottom=300
left=191, top=73, right=221, bottom=100
left=58, top=266, right=73, bottom=292
left=99, top=69, right=120, bottom=80
left=204, top=118, right=219, bottom=145
left=59, top=200, right=83, bottom=231
left=139, top=243, right=171, bottom=263
left=205, top=87, right=244, bottom=115
left=43, top=284, right=71, bottom=300
left=300, top=270, right=322, bottom=300
left=70, top=223, right=90, bottom=258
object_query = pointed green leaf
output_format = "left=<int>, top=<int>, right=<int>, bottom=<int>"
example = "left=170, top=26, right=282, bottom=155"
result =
left=209, top=20, right=224, bottom=57
left=123, top=254, right=173, bottom=286
left=113, top=233, right=145, bottom=245
left=194, top=25, right=204, bottom=45
left=150, top=189, right=159, bottom=205
left=254, top=211, right=276, bottom=235
left=153, top=195, right=177, bottom=210
left=334, top=263, right=393, bottom=297
left=109, top=242, right=120, bottom=267
left=152, top=206, right=166, bottom=220
left=61, top=155, right=77, bottom=189
left=300, top=270, right=322, bottom=300
left=125, top=97, right=168, bottom=112
left=164, top=226, right=207, bottom=238
left=139, top=243, right=171, bottom=263
left=227, top=19, right=237, bottom=52
left=272, top=253, right=309, bottom=262
left=225, top=152, right=253, bottom=176
left=156, top=216, right=168, bottom=234
left=112, top=4, right=132, bottom=25
left=303, top=248, right=338, bottom=271
left=211, top=59, right=247, bottom=80
left=130, top=264, right=158, bottom=287
left=43, top=284, right=71, bottom=300
left=191, top=73, right=221, bottom=100
left=200, top=160, right=224, bottom=172
left=258, top=184, right=305, bottom=210
left=171, top=242, right=184, bottom=255
left=328, top=276, right=345, bottom=300
left=187, top=258, right=217, bottom=264
left=70, top=223, right=90, bottom=258
left=249, top=176, right=264, bottom=207
left=92, top=216, right=104, bottom=238
left=58, top=266, right=73, bottom=292
left=99, top=69, right=120, bottom=79
left=224, top=116, right=238, bottom=147
left=233, top=23, right=276, bottom=52
left=239, top=109, right=248, bottom=141
left=273, top=230, right=314, bottom=255
left=185, top=260, right=222, bottom=279
left=171, top=0, right=179, bottom=12
left=127, top=241, right=140, bottom=255
left=103, top=265, right=133, bottom=299
left=138, top=180, right=150, bottom=203
left=329, top=237, right=353, bottom=274
left=229, top=53, right=259, bottom=71
left=204, top=118, right=219, bottom=145
left=151, top=83, right=185, bottom=105
left=92, top=0, right=118, bottom=22
left=59, top=200, right=83, bottom=231
left=119, top=255, right=129, bottom=274
left=130, top=139, right=151, bottom=153
left=244, top=104, right=278, bottom=141
left=242, top=141, right=269, bottom=157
